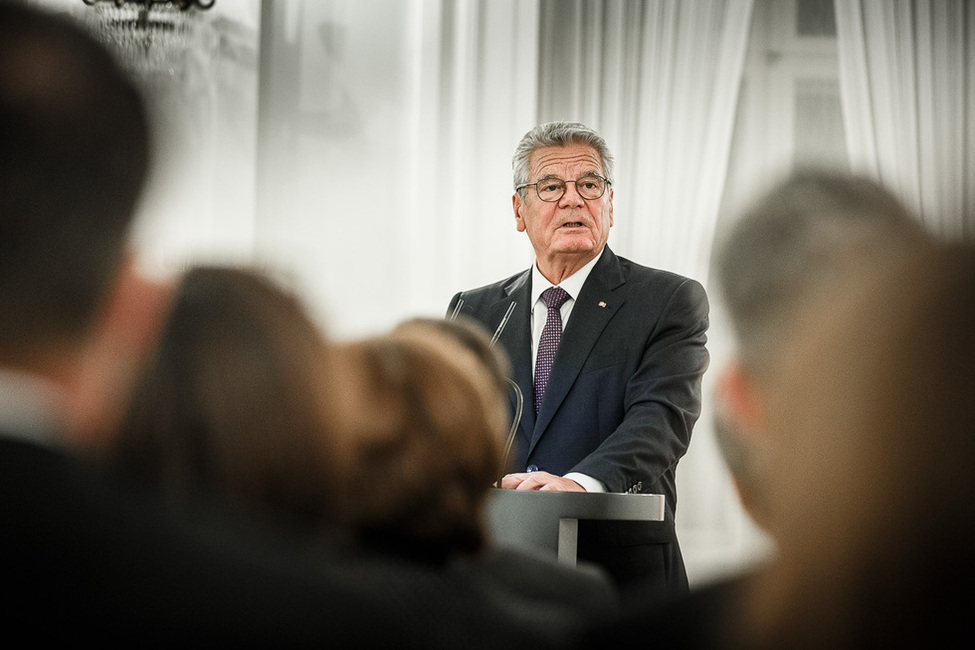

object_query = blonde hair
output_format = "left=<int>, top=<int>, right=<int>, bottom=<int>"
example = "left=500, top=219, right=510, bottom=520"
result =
left=324, top=332, right=506, bottom=560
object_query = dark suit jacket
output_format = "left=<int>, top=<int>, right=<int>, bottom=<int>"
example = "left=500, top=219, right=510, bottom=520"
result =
left=449, top=246, right=709, bottom=595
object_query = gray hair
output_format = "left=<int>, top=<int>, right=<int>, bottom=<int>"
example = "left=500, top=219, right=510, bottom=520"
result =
left=512, top=121, right=615, bottom=195
left=711, top=170, right=928, bottom=375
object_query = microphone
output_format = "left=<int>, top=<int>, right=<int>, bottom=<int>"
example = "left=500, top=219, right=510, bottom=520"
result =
left=488, top=302, right=521, bottom=487
left=448, top=298, right=464, bottom=321
left=499, top=378, right=523, bottom=487
left=449, top=298, right=521, bottom=486
left=490, top=301, right=516, bottom=346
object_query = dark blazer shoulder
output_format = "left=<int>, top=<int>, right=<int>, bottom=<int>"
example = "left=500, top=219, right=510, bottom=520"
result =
left=612, top=251, right=702, bottom=289
left=457, top=269, right=530, bottom=301
left=608, top=251, right=709, bottom=315
left=448, top=269, right=531, bottom=328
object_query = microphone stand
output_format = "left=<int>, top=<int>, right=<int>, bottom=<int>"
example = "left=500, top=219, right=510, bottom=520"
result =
left=448, top=298, right=464, bottom=321
left=449, top=298, right=522, bottom=487
left=490, top=301, right=516, bottom=346
left=489, top=302, right=519, bottom=487
left=500, top=378, right=523, bottom=487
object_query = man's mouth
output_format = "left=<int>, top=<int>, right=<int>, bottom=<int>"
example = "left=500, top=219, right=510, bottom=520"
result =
left=561, top=221, right=584, bottom=228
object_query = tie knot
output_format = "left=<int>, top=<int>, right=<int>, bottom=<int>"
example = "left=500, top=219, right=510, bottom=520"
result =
left=542, top=286, right=570, bottom=310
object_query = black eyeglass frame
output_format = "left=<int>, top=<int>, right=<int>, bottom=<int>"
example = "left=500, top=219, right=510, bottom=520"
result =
left=515, top=174, right=612, bottom=202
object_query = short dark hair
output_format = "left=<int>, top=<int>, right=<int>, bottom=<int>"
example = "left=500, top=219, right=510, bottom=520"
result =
left=0, top=3, right=150, bottom=353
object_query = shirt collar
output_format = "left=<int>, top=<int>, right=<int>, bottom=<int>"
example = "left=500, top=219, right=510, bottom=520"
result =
left=530, top=247, right=606, bottom=308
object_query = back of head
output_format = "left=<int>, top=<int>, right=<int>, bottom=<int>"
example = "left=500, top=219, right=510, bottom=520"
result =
left=114, top=265, right=336, bottom=529
left=743, top=240, right=975, bottom=648
left=512, top=121, right=615, bottom=194
left=0, top=3, right=149, bottom=357
left=326, top=333, right=506, bottom=561
left=711, top=169, right=927, bottom=376
left=709, top=170, right=929, bottom=529
left=392, top=315, right=513, bottom=398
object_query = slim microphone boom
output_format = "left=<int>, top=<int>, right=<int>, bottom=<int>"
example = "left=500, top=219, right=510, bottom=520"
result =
left=490, top=301, right=516, bottom=346
left=448, top=298, right=464, bottom=321
left=489, top=302, right=520, bottom=486
left=500, top=378, right=523, bottom=486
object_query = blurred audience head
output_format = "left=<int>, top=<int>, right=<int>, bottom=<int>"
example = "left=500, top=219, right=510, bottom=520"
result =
left=392, top=315, right=513, bottom=399
left=326, top=329, right=507, bottom=562
left=0, top=2, right=167, bottom=447
left=113, top=265, right=336, bottom=531
left=712, top=169, right=927, bottom=376
left=708, top=170, right=928, bottom=526
left=116, top=281, right=508, bottom=559
left=740, top=240, right=975, bottom=648
left=0, top=2, right=149, bottom=358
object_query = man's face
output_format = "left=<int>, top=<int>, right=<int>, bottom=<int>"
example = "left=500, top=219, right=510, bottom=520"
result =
left=513, top=143, right=614, bottom=269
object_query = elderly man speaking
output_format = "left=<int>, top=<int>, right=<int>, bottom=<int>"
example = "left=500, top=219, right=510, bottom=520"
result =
left=448, top=121, right=709, bottom=598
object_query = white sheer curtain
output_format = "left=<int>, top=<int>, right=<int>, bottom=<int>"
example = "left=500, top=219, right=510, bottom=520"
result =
left=835, top=0, right=975, bottom=237
left=251, top=0, right=544, bottom=336
left=402, top=0, right=541, bottom=321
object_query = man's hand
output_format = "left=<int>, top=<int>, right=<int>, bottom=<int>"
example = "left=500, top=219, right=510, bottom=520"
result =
left=500, top=471, right=586, bottom=492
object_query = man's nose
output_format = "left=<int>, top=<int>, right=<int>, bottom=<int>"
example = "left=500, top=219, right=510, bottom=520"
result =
left=558, top=181, right=586, bottom=207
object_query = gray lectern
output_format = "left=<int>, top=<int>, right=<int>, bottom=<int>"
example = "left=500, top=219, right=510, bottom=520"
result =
left=485, top=489, right=666, bottom=566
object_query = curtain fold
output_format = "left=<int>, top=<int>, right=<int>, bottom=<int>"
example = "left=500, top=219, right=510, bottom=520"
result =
left=404, top=0, right=541, bottom=318
left=538, top=0, right=754, bottom=284
left=835, top=0, right=974, bottom=237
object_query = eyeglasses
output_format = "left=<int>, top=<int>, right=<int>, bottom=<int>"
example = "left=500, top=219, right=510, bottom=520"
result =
left=516, top=174, right=611, bottom=202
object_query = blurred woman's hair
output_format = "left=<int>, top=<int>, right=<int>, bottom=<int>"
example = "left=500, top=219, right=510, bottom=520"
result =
left=325, top=332, right=506, bottom=561
left=392, top=315, right=512, bottom=398
left=113, top=265, right=336, bottom=530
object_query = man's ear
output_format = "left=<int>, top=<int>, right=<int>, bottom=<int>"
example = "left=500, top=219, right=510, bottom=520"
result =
left=716, top=360, right=763, bottom=433
left=714, top=360, right=774, bottom=530
left=512, top=193, right=527, bottom=232
left=62, top=256, right=175, bottom=450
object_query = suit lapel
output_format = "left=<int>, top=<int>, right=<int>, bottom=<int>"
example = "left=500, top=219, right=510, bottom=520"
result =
left=529, top=247, right=626, bottom=453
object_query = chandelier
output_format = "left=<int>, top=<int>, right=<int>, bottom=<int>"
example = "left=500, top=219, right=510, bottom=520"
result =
left=81, top=1, right=216, bottom=10
left=79, top=1, right=217, bottom=76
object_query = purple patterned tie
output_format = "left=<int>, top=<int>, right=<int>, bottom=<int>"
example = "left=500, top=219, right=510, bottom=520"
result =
left=534, top=286, right=570, bottom=414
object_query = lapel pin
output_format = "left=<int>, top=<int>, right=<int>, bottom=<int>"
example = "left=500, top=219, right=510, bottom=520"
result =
left=598, top=301, right=607, bottom=308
